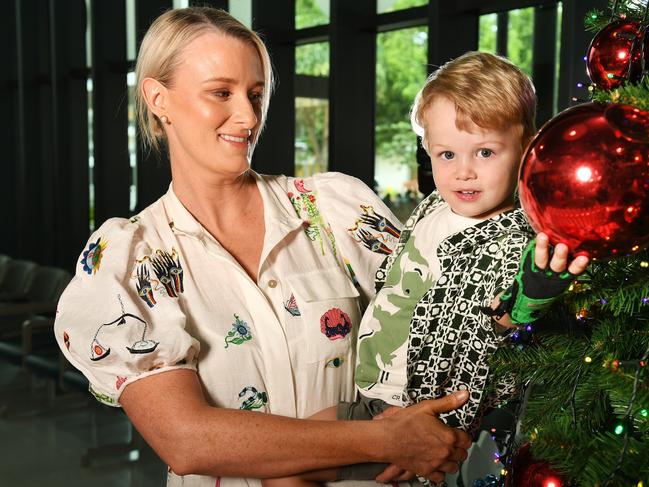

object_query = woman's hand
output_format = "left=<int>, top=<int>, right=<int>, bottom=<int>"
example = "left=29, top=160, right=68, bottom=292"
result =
left=376, top=390, right=471, bottom=483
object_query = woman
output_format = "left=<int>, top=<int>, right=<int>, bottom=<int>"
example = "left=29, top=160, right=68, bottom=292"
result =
left=54, top=7, right=471, bottom=486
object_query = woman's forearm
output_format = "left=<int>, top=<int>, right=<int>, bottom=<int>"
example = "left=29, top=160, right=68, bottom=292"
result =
left=121, top=368, right=470, bottom=478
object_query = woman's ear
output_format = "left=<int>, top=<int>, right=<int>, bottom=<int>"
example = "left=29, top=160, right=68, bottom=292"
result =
left=141, top=78, right=169, bottom=118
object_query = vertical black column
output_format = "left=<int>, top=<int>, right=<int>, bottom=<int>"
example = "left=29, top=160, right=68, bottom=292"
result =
left=497, top=11, right=508, bottom=57
left=533, top=4, right=558, bottom=126
left=135, top=0, right=173, bottom=213
left=328, top=0, right=376, bottom=188
left=51, top=0, right=90, bottom=270
left=16, top=0, right=54, bottom=263
left=251, top=0, right=295, bottom=176
left=428, top=4, right=479, bottom=67
left=0, top=2, right=18, bottom=257
left=558, top=0, right=607, bottom=111
left=91, top=0, right=130, bottom=226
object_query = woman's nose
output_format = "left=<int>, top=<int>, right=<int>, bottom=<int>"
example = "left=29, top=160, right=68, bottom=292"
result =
left=234, top=95, right=258, bottom=130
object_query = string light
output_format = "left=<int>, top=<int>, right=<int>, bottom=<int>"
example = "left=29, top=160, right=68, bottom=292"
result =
left=615, top=423, right=625, bottom=435
left=543, top=478, right=563, bottom=487
left=585, top=356, right=593, bottom=363
left=640, top=261, right=648, bottom=267
left=640, top=409, right=648, bottom=417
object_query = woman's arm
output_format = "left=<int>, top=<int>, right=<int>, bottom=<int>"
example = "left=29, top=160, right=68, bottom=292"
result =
left=120, top=368, right=471, bottom=479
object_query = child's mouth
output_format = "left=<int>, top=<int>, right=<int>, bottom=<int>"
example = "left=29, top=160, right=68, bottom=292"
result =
left=455, top=190, right=481, bottom=201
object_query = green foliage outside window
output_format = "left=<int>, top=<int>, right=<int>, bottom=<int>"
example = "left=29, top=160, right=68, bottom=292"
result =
left=295, top=42, right=329, bottom=76
left=479, top=13, right=498, bottom=54
left=296, top=0, right=328, bottom=30
left=377, top=0, right=427, bottom=14
left=375, top=27, right=428, bottom=169
left=508, top=7, right=534, bottom=76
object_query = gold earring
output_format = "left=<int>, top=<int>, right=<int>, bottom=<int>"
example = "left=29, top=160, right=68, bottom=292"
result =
left=160, top=115, right=169, bottom=124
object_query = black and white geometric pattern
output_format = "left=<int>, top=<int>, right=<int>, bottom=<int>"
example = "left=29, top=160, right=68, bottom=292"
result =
left=375, top=191, right=533, bottom=438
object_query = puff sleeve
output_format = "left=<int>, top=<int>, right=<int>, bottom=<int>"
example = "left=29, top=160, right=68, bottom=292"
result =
left=54, top=217, right=199, bottom=407
left=312, top=172, right=403, bottom=306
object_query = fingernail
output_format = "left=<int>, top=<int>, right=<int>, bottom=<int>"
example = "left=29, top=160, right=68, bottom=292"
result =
left=454, top=390, right=469, bottom=401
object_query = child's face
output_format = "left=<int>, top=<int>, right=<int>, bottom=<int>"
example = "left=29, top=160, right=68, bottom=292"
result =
left=423, top=96, right=522, bottom=220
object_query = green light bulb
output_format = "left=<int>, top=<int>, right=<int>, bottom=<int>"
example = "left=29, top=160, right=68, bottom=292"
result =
left=615, top=424, right=625, bottom=435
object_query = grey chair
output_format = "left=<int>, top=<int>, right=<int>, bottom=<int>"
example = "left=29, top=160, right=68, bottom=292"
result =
left=0, top=266, right=72, bottom=338
left=0, top=259, right=38, bottom=302
left=0, top=255, right=11, bottom=283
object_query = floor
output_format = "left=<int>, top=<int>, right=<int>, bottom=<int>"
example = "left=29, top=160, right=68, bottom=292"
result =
left=0, top=361, right=167, bottom=487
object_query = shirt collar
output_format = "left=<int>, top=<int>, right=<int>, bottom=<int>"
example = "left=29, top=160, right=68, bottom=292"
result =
left=161, top=173, right=304, bottom=239
left=162, top=183, right=204, bottom=237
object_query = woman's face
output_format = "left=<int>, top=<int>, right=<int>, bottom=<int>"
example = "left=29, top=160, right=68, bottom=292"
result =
left=164, top=31, right=265, bottom=179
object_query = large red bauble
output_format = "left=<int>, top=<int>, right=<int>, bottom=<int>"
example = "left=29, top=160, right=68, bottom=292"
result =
left=586, top=20, right=645, bottom=90
left=506, top=444, right=565, bottom=487
left=519, top=102, right=649, bottom=259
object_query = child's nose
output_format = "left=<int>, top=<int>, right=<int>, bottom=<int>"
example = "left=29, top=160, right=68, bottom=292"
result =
left=455, top=158, right=477, bottom=180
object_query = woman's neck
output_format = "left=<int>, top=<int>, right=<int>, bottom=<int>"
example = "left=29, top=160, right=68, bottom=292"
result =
left=171, top=166, right=258, bottom=231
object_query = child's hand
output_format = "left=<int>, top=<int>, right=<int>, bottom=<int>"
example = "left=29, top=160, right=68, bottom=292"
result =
left=535, top=232, right=589, bottom=276
left=481, top=232, right=590, bottom=324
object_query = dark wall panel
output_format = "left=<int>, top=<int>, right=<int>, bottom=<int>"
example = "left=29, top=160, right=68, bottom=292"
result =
left=135, top=0, right=173, bottom=213
left=0, top=2, right=18, bottom=257
left=533, top=4, right=558, bottom=127
left=91, top=0, right=130, bottom=227
left=328, top=0, right=376, bottom=188
left=51, top=0, right=90, bottom=271
left=16, top=0, right=54, bottom=264
left=558, top=0, right=608, bottom=111
left=252, top=0, right=296, bottom=176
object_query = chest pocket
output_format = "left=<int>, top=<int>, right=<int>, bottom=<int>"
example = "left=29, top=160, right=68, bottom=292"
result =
left=288, top=267, right=361, bottom=364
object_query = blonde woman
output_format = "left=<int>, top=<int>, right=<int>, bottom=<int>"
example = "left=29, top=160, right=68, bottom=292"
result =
left=55, top=7, right=471, bottom=487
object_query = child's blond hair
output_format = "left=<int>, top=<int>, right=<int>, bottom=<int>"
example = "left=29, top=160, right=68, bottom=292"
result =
left=411, top=51, right=537, bottom=150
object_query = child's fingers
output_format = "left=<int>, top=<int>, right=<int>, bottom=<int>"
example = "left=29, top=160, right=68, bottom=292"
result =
left=567, top=255, right=589, bottom=275
left=549, top=243, right=569, bottom=272
left=534, top=233, right=550, bottom=270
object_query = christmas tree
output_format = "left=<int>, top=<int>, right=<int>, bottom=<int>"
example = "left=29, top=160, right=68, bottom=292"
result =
left=489, top=2, right=649, bottom=485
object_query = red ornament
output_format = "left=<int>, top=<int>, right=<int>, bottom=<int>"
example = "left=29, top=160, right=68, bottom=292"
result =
left=519, top=102, right=649, bottom=259
left=586, top=20, right=645, bottom=90
left=507, top=444, right=565, bottom=487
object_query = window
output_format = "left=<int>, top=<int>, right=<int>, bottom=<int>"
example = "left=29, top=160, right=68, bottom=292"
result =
left=375, top=27, right=428, bottom=221
left=479, top=13, right=498, bottom=54
left=377, top=0, right=428, bottom=14
left=508, top=7, right=534, bottom=76
left=296, top=0, right=329, bottom=30
left=295, top=42, right=329, bottom=177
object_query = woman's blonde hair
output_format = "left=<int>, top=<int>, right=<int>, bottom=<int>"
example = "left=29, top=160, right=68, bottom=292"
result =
left=411, top=51, right=537, bottom=151
left=135, top=7, right=274, bottom=155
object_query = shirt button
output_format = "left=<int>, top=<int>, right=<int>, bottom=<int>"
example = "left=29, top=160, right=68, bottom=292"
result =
left=268, top=279, right=278, bottom=288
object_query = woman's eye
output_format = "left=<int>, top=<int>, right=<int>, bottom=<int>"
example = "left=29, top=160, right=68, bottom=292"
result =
left=478, top=148, right=493, bottom=158
left=441, top=151, right=454, bottom=160
left=249, top=92, right=264, bottom=102
left=213, top=90, right=231, bottom=98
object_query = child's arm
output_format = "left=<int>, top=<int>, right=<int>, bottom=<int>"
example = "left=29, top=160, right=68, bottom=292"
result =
left=482, top=232, right=590, bottom=325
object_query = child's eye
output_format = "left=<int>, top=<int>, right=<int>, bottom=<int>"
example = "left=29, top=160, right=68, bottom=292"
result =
left=477, top=148, right=493, bottom=158
left=249, top=92, right=264, bottom=103
left=440, top=151, right=454, bottom=160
